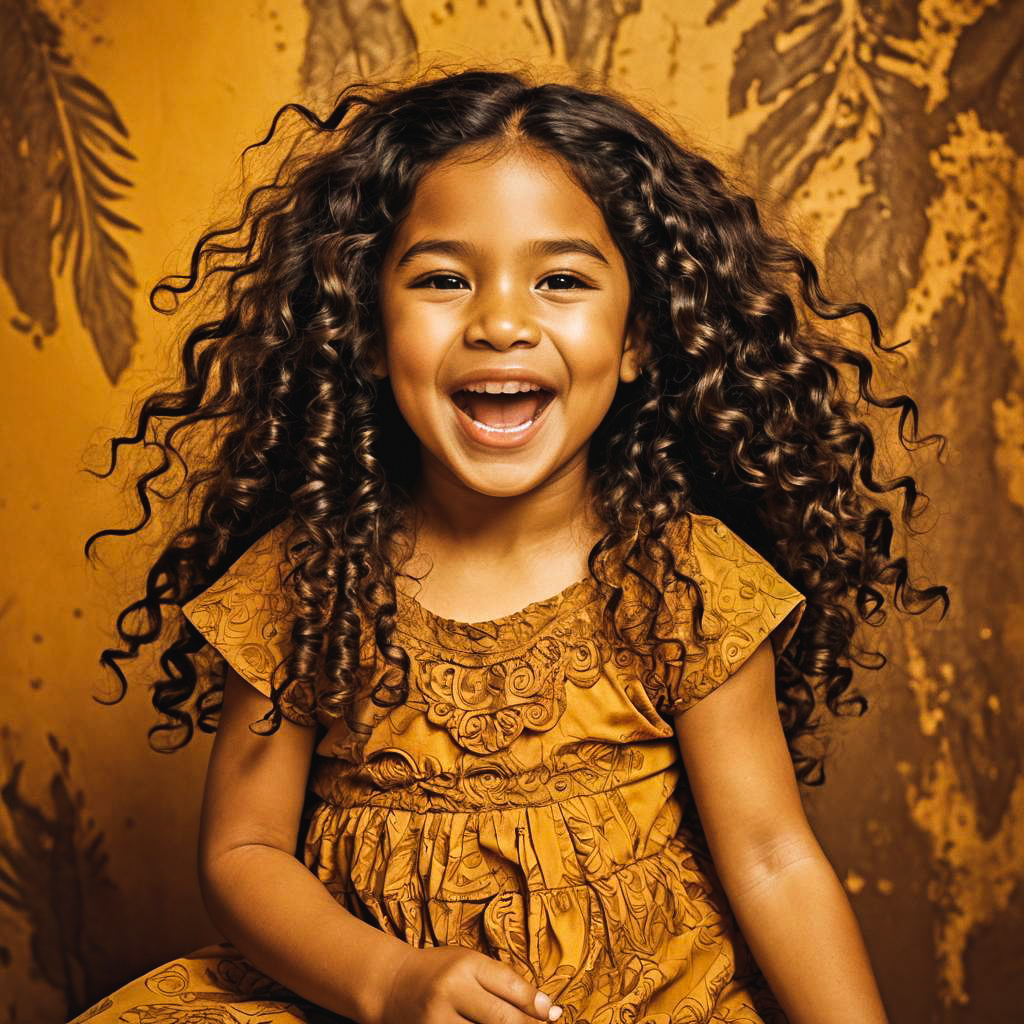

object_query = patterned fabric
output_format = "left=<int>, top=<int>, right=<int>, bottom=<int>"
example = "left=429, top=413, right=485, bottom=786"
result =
left=73, top=514, right=806, bottom=1024
left=68, top=943, right=342, bottom=1023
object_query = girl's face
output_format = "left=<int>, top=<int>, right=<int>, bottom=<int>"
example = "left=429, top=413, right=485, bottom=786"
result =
left=377, top=143, right=641, bottom=501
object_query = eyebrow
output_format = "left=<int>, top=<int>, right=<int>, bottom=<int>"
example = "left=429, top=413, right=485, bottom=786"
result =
left=395, top=237, right=611, bottom=268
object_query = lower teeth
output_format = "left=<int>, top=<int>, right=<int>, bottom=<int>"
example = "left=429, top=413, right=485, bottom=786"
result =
left=471, top=417, right=535, bottom=433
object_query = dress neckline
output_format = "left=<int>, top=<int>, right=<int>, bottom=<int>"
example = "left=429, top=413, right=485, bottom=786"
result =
left=395, top=571, right=598, bottom=640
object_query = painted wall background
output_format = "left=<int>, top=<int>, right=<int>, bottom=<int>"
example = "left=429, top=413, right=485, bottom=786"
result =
left=0, top=0, right=1021, bottom=1020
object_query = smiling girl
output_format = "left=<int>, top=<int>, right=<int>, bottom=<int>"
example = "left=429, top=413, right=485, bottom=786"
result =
left=78, top=69, right=947, bottom=1024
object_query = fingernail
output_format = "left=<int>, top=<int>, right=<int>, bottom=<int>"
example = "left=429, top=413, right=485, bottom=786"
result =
left=549, top=1008, right=563, bottom=1021
left=534, top=992, right=551, bottom=1015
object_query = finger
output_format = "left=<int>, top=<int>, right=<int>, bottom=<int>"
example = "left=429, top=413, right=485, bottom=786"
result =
left=458, top=982, right=558, bottom=1024
left=473, top=961, right=563, bottom=1022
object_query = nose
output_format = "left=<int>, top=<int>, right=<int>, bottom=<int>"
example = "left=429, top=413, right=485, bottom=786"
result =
left=463, top=284, right=541, bottom=350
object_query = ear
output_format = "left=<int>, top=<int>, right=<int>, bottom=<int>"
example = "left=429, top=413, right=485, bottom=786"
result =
left=618, top=319, right=647, bottom=384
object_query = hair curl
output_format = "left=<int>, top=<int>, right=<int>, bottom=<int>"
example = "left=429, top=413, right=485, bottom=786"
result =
left=85, top=67, right=948, bottom=785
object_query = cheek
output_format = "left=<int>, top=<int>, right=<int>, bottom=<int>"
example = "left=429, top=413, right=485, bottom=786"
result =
left=382, top=292, right=453, bottom=358
left=383, top=326, right=446, bottom=439
left=387, top=346, right=435, bottom=411
left=564, top=306, right=629, bottom=381
left=382, top=307, right=430, bottom=378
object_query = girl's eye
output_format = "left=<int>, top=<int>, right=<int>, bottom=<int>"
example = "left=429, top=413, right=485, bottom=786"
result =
left=538, top=273, right=589, bottom=291
left=417, top=274, right=468, bottom=290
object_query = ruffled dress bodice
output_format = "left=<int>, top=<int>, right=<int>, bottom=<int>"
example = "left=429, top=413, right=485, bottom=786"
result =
left=181, top=514, right=806, bottom=1024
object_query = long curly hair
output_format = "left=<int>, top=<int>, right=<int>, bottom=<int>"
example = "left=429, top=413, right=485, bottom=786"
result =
left=85, top=67, right=948, bottom=785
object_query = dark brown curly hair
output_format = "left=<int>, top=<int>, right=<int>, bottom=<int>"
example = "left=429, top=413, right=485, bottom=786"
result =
left=85, top=67, right=948, bottom=785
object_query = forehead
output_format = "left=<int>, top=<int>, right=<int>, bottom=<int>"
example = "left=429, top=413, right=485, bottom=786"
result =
left=394, top=143, right=613, bottom=244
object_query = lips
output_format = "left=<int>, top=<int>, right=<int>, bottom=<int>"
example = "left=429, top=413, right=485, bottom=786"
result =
left=446, top=374, right=558, bottom=450
left=451, top=386, right=555, bottom=430
left=446, top=369, right=559, bottom=439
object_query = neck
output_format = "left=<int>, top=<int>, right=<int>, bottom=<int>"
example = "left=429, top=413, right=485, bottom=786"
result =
left=410, top=450, right=602, bottom=562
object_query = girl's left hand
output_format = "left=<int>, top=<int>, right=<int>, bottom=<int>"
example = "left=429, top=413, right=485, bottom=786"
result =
left=374, top=944, right=562, bottom=1024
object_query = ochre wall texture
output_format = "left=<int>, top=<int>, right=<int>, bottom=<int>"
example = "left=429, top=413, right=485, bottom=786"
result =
left=1, top=1, right=1021, bottom=1021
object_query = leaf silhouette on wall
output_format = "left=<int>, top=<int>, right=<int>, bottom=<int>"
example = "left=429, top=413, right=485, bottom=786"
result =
left=532, top=0, right=642, bottom=79
left=948, top=0, right=1024, bottom=157
left=0, top=0, right=140, bottom=384
left=300, top=0, right=417, bottom=107
left=0, top=732, right=116, bottom=1018
left=713, top=0, right=939, bottom=325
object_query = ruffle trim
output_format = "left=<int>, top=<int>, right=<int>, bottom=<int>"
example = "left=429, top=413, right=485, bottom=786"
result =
left=180, top=526, right=319, bottom=727
left=304, top=776, right=686, bottom=907
left=657, top=517, right=806, bottom=715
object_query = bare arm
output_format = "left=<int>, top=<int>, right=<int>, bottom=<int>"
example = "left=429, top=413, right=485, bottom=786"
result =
left=198, top=666, right=414, bottom=1022
left=673, top=640, right=889, bottom=1024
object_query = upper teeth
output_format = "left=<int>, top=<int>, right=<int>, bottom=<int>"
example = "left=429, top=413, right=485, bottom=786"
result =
left=461, top=382, right=543, bottom=394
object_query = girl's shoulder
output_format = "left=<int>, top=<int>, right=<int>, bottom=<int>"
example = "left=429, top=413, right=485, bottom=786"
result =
left=181, top=520, right=297, bottom=633
left=181, top=520, right=316, bottom=725
left=647, top=512, right=807, bottom=715
left=668, top=512, right=804, bottom=607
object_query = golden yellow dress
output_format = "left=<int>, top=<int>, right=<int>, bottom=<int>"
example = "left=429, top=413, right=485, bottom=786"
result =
left=72, top=514, right=805, bottom=1024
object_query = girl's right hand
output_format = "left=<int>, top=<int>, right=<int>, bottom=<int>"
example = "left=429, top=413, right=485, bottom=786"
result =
left=376, top=945, right=563, bottom=1024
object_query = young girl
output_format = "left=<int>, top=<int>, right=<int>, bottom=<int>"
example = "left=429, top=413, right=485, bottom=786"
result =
left=78, top=68, right=947, bottom=1024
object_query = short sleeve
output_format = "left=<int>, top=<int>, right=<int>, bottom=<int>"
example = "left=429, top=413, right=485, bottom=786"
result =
left=181, top=523, right=318, bottom=727
left=657, top=514, right=806, bottom=717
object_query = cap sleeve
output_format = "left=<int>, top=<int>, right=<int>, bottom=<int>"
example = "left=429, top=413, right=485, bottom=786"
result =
left=181, top=524, right=318, bottom=727
left=657, top=514, right=807, bottom=717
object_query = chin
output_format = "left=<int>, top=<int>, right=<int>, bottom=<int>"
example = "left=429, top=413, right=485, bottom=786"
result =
left=454, top=466, right=550, bottom=499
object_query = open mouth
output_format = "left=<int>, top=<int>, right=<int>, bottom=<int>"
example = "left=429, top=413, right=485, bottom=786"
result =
left=450, top=384, right=556, bottom=433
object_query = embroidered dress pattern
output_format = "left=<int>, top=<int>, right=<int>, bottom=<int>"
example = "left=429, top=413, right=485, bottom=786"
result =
left=73, top=514, right=806, bottom=1024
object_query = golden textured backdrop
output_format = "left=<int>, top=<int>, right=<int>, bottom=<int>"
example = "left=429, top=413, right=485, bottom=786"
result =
left=1, top=1, right=1021, bottom=1020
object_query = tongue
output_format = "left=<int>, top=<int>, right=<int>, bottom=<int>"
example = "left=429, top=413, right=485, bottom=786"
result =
left=462, top=392, right=544, bottom=428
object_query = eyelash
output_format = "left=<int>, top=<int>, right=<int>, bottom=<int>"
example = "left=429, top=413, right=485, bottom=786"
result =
left=414, top=272, right=591, bottom=291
